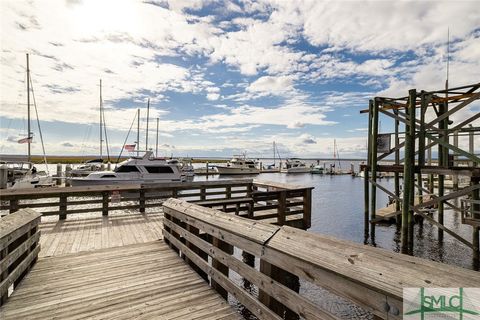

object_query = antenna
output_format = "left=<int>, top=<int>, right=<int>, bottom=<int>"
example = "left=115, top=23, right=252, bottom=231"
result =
left=446, top=27, right=450, bottom=90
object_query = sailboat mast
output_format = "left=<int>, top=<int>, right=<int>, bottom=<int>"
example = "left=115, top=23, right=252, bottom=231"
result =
left=155, top=118, right=159, bottom=157
left=99, top=79, right=103, bottom=160
left=145, top=98, right=150, bottom=151
left=273, top=141, right=276, bottom=166
left=137, top=108, right=140, bottom=157
left=26, top=53, right=31, bottom=162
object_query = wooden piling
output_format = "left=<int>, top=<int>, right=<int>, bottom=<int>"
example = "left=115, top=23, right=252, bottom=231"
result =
left=438, top=102, right=447, bottom=242
left=370, top=99, right=379, bottom=242
left=56, top=164, right=62, bottom=186
left=472, top=178, right=480, bottom=269
left=394, top=109, right=401, bottom=227
left=401, top=89, right=416, bottom=254
left=453, top=130, right=459, bottom=190
left=364, top=100, right=373, bottom=242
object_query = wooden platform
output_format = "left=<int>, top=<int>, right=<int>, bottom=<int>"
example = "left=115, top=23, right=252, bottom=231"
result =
left=38, top=212, right=164, bottom=257
left=0, top=241, right=241, bottom=320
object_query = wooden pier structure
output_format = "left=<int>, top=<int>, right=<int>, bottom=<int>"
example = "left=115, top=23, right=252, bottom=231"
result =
left=361, top=82, right=480, bottom=265
left=1, top=179, right=479, bottom=319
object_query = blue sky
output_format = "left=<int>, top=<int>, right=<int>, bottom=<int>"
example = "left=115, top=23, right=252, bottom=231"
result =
left=1, top=0, right=479, bottom=158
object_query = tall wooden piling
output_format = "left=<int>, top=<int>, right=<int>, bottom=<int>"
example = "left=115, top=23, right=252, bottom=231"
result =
left=369, top=99, right=379, bottom=243
left=438, top=102, right=447, bottom=242
left=394, top=109, right=401, bottom=226
left=401, top=89, right=416, bottom=254
left=364, top=100, right=373, bottom=242
left=472, top=178, right=480, bottom=269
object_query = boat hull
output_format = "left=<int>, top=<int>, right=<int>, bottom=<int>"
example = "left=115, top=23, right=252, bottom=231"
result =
left=69, top=177, right=184, bottom=187
left=281, top=168, right=311, bottom=173
left=214, top=166, right=259, bottom=175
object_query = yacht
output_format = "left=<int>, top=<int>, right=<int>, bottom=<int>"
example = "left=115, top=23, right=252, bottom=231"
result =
left=69, top=151, right=184, bottom=186
left=10, top=168, right=55, bottom=189
left=214, top=155, right=259, bottom=175
left=281, top=158, right=310, bottom=173
left=310, top=165, right=324, bottom=174
left=70, top=159, right=104, bottom=177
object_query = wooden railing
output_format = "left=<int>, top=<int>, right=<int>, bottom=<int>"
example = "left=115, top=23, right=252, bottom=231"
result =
left=0, top=208, right=41, bottom=306
left=461, top=198, right=480, bottom=226
left=162, top=198, right=480, bottom=320
left=0, top=179, right=313, bottom=229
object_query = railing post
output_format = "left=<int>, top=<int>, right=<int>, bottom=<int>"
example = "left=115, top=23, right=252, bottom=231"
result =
left=259, top=259, right=299, bottom=319
left=211, top=237, right=233, bottom=300
left=277, top=190, right=286, bottom=225
left=139, top=189, right=146, bottom=213
left=59, top=195, right=67, bottom=220
left=102, top=191, right=109, bottom=216
left=0, top=246, right=7, bottom=306
left=225, top=186, right=231, bottom=199
left=186, top=225, right=208, bottom=282
left=9, top=199, right=18, bottom=214
left=303, top=188, right=312, bottom=229
left=200, top=187, right=206, bottom=201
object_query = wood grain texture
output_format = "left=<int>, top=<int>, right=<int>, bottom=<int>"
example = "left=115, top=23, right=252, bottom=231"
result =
left=0, top=241, right=241, bottom=320
left=38, top=211, right=164, bottom=257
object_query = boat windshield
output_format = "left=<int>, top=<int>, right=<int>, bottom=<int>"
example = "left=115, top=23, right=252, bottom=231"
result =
left=114, top=165, right=140, bottom=173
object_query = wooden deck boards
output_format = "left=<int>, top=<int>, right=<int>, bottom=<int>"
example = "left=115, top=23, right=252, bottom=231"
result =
left=38, top=211, right=165, bottom=257
left=0, top=241, right=241, bottom=320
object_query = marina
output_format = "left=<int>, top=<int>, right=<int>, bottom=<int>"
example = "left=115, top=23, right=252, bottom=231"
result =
left=1, top=1, right=480, bottom=319
left=1, top=180, right=480, bottom=319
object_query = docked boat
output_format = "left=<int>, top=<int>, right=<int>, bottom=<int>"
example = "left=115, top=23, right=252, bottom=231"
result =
left=214, top=155, right=259, bottom=175
left=70, top=159, right=105, bottom=177
left=5, top=54, right=55, bottom=189
left=310, top=165, right=324, bottom=174
left=69, top=151, right=185, bottom=186
left=168, top=158, right=195, bottom=178
left=281, top=158, right=310, bottom=173
left=10, top=168, right=55, bottom=189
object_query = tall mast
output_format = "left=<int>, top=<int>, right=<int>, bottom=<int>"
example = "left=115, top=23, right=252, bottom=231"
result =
left=145, top=98, right=150, bottom=151
left=99, top=79, right=103, bottom=159
left=26, top=53, right=31, bottom=162
left=155, top=117, right=159, bottom=157
left=273, top=141, right=276, bottom=166
left=137, top=108, right=140, bottom=157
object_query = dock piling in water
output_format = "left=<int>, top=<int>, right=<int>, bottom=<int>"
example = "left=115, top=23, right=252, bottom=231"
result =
left=361, top=82, right=480, bottom=265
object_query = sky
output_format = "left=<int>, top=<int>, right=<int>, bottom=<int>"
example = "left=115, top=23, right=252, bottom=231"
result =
left=1, top=0, right=479, bottom=159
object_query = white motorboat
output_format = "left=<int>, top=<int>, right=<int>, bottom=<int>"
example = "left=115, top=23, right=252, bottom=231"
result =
left=281, top=158, right=310, bottom=173
left=69, top=151, right=184, bottom=186
left=10, top=168, right=55, bottom=189
left=70, top=159, right=105, bottom=177
left=214, top=155, right=259, bottom=175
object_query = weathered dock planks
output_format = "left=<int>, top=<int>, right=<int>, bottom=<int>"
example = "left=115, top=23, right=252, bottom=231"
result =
left=0, top=241, right=241, bottom=320
left=38, top=212, right=164, bottom=257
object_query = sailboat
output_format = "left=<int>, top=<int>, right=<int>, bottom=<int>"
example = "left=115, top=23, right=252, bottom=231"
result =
left=9, top=54, right=54, bottom=189
left=71, top=79, right=110, bottom=177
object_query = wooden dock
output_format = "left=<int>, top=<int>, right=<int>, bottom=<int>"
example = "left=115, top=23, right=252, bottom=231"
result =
left=2, top=181, right=479, bottom=320
left=38, top=212, right=164, bottom=257
left=1, top=241, right=240, bottom=320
